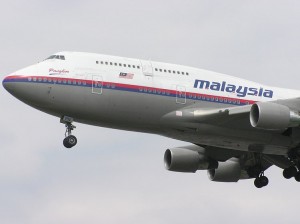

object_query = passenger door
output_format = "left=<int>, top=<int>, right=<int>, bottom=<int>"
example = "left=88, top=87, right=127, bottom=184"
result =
left=140, top=60, right=153, bottom=81
left=92, top=75, right=103, bottom=94
left=176, top=85, right=186, bottom=104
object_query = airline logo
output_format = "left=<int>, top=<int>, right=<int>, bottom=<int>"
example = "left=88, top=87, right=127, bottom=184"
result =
left=193, top=79, right=273, bottom=98
left=49, top=68, right=69, bottom=75
left=119, top=72, right=134, bottom=79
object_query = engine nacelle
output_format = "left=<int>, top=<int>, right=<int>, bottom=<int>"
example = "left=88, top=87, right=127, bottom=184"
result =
left=207, top=159, right=241, bottom=182
left=164, top=147, right=218, bottom=173
left=250, top=102, right=300, bottom=130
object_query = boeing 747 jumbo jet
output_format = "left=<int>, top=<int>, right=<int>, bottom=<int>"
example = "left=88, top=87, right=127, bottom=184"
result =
left=3, top=52, right=300, bottom=188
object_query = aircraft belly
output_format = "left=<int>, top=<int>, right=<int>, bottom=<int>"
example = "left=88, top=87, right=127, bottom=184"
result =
left=46, top=85, right=184, bottom=132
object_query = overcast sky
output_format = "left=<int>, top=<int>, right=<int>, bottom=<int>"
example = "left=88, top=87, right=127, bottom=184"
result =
left=1, top=1, right=300, bottom=223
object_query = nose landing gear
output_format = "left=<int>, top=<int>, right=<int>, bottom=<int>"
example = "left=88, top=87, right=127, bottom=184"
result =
left=61, top=116, right=77, bottom=148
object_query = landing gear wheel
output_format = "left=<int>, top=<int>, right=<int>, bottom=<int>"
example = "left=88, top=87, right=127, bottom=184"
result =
left=259, top=176, right=269, bottom=186
left=283, top=166, right=297, bottom=179
left=295, top=172, right=300, bottom=182
left=254, top=176, right=269, bottom=188
left=60, top=116, right=77, bottom=149
left=254, top=178, right=263, bottom=188
left=63, top=135, right=77, bottom=148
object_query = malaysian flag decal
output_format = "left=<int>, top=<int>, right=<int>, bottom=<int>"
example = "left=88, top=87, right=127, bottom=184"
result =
left=119, top=72, right=134, bottom=79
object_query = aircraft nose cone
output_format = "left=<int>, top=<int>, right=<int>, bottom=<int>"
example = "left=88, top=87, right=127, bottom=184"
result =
left=2, top=75, right=15, bottom=94
left=3, top=75, right=51, bottom=108
left=2, top=75, right=31, bottom=101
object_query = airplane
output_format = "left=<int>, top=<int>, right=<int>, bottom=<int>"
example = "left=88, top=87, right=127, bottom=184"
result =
left=3, top=51, right=300, bottom=188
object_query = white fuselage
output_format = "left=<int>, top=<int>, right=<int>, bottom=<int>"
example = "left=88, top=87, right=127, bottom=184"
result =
left=3, top=52, right=300, bottom=154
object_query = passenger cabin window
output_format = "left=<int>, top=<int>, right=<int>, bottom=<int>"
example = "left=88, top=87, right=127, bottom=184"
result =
left=153, top=65, right=189, bottom=76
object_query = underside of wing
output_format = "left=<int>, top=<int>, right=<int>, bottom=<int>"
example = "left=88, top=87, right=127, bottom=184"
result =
left=164, top=144, right=293, bottom=188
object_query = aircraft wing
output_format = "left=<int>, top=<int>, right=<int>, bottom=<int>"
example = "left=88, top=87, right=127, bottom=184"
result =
left=161, top=104, right=253, bottom=130
left=162, top=97, right=300, bottom=130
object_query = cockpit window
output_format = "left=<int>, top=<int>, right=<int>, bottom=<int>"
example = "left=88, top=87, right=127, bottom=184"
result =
left=46, top=55, right=56, bottom=60
left=45, top=55, right=66, bottom=60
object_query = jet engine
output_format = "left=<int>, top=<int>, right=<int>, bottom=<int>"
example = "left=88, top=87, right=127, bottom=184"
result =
left=250, top=102, right=300, bottom=130
left=164, top=147, right=218, bottom=173
left=207, top=159, right=241, bottom=182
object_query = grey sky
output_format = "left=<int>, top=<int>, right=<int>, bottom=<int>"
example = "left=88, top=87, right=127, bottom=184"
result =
left=1, top=1, right=300, bottom=223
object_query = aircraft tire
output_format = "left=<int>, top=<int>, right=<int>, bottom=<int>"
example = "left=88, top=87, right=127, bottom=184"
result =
left=295, top=172, right=300, bottom=182
left=254, top=176, right=268, bottom=188
left=283, top=166, right=297, bottom=179
left=254, top=178, right=263, bottom=188
left=63, top=135, right=77, bottom=148
left=259, top=176, right=269, bottom=186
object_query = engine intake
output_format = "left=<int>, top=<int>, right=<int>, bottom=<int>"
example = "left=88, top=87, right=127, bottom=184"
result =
left=164, top=147, right=218, bottom=173
left=250, top=102, right=300, bottom=130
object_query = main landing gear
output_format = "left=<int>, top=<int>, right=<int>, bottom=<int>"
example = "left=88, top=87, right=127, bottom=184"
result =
left=61, top=116, right=77, bottom=149
left=283, top=149, right=300, bottom=182
left=254, top=173, right=269, bottom=188
left=248, top=165, right=269, bottom=188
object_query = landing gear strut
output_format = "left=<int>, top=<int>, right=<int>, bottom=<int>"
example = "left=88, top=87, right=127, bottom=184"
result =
left=61, top=116, right=77, bottom=148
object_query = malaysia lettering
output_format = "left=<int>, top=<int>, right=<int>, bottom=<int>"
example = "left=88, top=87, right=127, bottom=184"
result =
left=193, top=79, right=274, bottom=98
